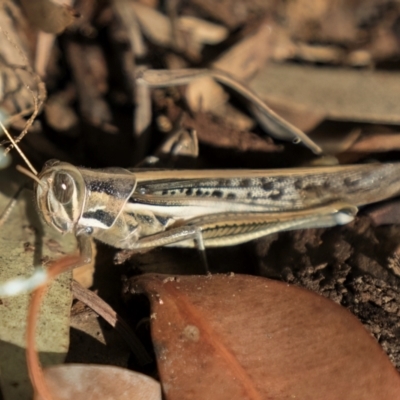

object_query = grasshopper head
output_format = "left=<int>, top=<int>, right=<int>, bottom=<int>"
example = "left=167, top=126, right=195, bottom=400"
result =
left=35, top=160, right=86, bottom=234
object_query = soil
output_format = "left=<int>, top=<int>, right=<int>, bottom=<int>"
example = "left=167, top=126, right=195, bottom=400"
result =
left=254, top=215, right=400, bottom=369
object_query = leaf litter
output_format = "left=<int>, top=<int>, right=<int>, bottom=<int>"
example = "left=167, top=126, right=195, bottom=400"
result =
left=1, top=0, right=400, bottom=398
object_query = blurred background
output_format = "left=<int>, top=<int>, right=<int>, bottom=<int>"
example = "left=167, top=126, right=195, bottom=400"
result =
left=3, top=0, right=400, bottom=170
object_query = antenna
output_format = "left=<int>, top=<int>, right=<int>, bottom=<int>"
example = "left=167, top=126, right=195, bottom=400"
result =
left=16, top=165, right=42, bottom=186
left=0, top=120, right=38, bottom=176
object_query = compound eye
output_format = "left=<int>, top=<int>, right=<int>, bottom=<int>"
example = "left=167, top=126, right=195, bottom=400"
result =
left=53, top=172, right=74, bottom=204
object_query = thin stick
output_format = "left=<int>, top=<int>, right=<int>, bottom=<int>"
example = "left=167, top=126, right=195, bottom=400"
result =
left=0, top=120, right=38, bottom=175
left=71, top=280, right=152, bottom=366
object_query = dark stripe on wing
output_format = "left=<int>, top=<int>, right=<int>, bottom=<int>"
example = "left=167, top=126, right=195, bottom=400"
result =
left=82, top=210, right=115, bottom=227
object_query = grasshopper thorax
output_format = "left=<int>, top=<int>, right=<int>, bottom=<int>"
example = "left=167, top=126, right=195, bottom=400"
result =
left=35, top=160, right=86, bottom=234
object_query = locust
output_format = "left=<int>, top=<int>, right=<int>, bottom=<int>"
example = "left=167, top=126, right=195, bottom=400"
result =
left=1, top=115, right=400, bottom=296
left=36, top=160, right=400, bottom=256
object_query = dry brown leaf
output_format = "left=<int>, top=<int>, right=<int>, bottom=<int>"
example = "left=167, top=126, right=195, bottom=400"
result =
left=179, top=16, right=228, bottom=45
left=44, top=90, right=79, bottom=133
left=311, top=128, right=361, bottom=155
left=250, top=63, right=400, bottom=125
left=185, top=76, right=228, bottom=112
left=182, top=112, right=280, bottom=153
left=346, top=132, right=400, bottom=153
left=66, top=41, right=113, bottom=129
left=113, top=0, right=147, bottom=57
left=364, top=28, right=400, bottom=62
left=267, top=22, right=297, bottom=62
left=130, top=273, right=400, bottom=400
left=20, top=0, right=78, bottom=34
left=281, top=0, right=359, bottom=44
left=188, top=0, right=272, bottom=29
left=0, top=3, right=38, bottom=119
left=135, top=76, right=152, bottom=137
left=254, top=96, right=325, bottom=134
left=295, top=42, right=344, bottom=64
left=212, top=103, right=255, bottom=132
left=35, top=364, right=161, bottom=400
left=35, top=31, right=57, bottom=77
left=213, top=22, right=272, bottom=81
left=131, top=2, right=227, bottom=56
left=366, top=199, right=400, bottom=226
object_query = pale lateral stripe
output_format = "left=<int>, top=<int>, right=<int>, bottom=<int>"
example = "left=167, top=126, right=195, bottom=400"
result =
left=124, top=199, right=283, bottom=220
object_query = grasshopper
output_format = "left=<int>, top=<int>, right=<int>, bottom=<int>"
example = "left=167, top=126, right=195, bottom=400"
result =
left=2, top=119, right=400, bottom=295
left=34, top=160, right=400, bottom=255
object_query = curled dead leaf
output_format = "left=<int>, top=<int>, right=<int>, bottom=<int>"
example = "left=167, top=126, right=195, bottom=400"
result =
left=130, top=273, right=400, bottom=400
left=35, top=364, right=161, bottom=400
